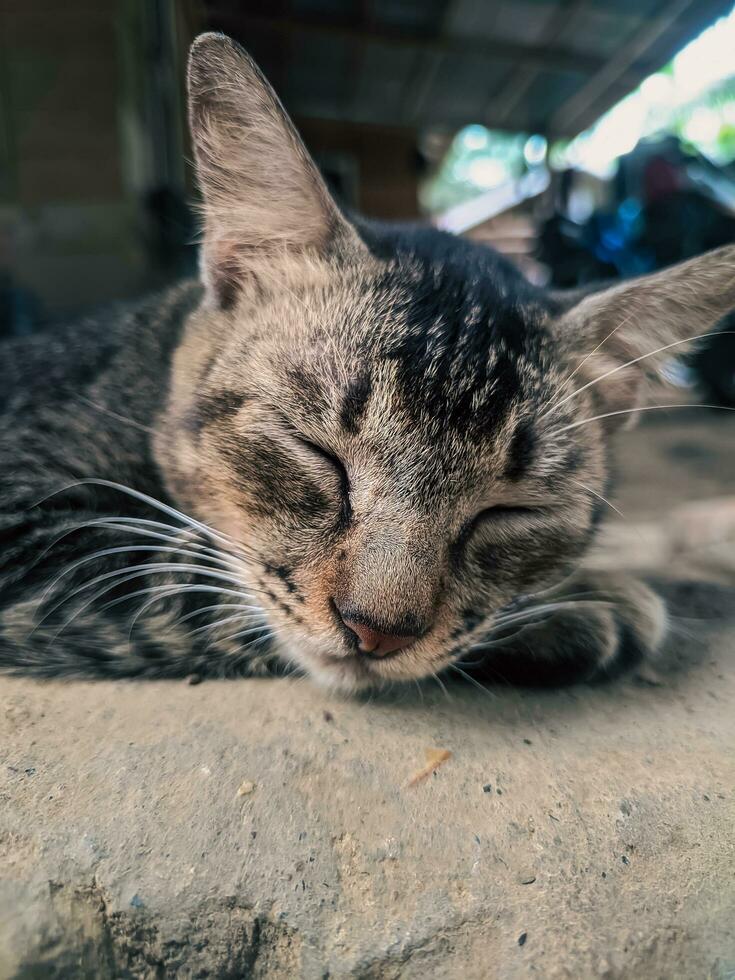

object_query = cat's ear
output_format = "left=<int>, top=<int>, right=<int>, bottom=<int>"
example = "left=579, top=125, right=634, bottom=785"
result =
left=187, top=33, right=357, bottom=307
left=555, top=245, right=735, bottom=430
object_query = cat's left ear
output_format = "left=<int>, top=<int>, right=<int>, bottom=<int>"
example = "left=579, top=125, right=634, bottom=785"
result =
left=555, top=245, right=735, bottom=430
left=187, top=33, right=360, bottom=307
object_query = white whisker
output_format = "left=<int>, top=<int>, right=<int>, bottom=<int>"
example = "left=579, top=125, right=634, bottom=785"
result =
left=558, top=310, right=636, bottom=394
left=77, top=396, right=157, bottom=436
left=35, top=560, right=255, bottom=640
left=541, top=331, right=735, bottom=419
left=186, top=612, right=263, bottom=639
left=555, top=402, right=735, bottom=435
left=42, top=561, right=248, bottom=626
left=101, top=583, right=253, bottom=613
left=27, top=516, right=207, bottom=571
left=217, top=623, right=277, bottom=645
left=34, top=479, right=241, bottom=555
left=449, top=664, right=496, bottom=698
left=40, top=544, right=238, bottom=604
left=230, top=632, right=277, bottom=656
left=46, top=583, right=253, bottom=645
left=93, top=518, right=244, bottom=561
left=430, top=670, right=452, bottom=702
left=176, top=602, right=257, bottom=625
left=569, top=479, right=625, bottom=519
left=470, top=597, right=620, bottom=647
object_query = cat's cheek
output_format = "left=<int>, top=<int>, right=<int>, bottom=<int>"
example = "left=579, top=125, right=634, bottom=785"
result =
left=467, top=524, right=591, bottom=597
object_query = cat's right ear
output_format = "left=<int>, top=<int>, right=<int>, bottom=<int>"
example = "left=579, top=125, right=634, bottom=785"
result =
left=187, top=33, right=357, bottom=308
left=553, top=245, right=735, bottom=431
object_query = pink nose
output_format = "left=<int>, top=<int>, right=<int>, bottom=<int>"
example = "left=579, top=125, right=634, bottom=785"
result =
left=341, top=618, right=417, bottom=658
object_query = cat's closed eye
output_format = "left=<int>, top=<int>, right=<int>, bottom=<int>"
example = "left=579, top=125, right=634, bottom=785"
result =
left=470, top=504, right=545, bottom=532
left=296, top=438, right=347, bottom=482
left=295, top=438, right=352, bottom=521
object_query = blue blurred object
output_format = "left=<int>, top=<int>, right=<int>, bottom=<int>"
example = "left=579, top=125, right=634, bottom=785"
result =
left=537, top=138, right=735, bottom=405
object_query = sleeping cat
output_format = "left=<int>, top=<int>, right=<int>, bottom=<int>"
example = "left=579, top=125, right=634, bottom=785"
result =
left=1, top=33, right=733, bottom=691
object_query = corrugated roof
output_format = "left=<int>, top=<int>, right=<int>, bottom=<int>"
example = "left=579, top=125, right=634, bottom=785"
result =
left=203, top=0, right=734, bottom=136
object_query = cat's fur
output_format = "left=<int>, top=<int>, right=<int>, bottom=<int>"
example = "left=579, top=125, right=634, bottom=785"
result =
left=1, top=33, right=733, bottom=691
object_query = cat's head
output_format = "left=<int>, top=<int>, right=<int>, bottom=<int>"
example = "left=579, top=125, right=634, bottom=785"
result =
left=158, top=33, right=735, bottom=690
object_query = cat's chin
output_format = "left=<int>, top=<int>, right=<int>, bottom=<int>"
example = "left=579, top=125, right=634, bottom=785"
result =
left=291, top=647, right=389, bottom=694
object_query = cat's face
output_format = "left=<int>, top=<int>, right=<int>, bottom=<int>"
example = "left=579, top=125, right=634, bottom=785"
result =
left=163, top=246, right=610, bottom=689
left=158, top=33, right=735, bottom=689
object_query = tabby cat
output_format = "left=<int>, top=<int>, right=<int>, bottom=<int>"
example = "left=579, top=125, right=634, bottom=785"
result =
left=1, top=34, right=733, bottom=691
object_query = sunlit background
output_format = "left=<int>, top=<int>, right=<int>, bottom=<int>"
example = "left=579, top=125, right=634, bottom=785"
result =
left=426, top=4, right=735, bottom=218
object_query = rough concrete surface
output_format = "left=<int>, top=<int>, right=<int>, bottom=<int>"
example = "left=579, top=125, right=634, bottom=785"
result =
left=2, top=413, right=735, bottom=979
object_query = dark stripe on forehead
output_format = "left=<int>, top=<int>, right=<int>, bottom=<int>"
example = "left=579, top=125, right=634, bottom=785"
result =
left=372, top=258, right=543, bottom=439
left=339, top=371, right=373, bottom=434
left=187, top=390, right=248, bottom=434
left=286, top=366, right=330, bottom=419
left=504, top=420, right=538, bottom=482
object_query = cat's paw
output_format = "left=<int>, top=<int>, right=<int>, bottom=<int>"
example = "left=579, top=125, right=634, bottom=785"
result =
left=465, top=572, right=667, bottom=687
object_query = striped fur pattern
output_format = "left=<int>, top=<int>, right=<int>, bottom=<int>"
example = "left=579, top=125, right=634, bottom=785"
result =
left=1, top=33, right=733, bottom=691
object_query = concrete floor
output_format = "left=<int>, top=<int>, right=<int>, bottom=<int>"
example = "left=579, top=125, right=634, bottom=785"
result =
left=1, top=411, right=734, bottom=979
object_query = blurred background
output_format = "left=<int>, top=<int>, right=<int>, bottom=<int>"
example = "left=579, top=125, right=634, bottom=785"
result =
left=1, top=0, right=735, bottom=402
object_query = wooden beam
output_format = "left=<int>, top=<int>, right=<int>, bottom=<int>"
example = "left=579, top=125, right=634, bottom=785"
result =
left=206, top=8, right=614, bottom=77
left=488, top=0, right=588, bottom=130
left=548, top=0, right=700, bottom=136
left=551, top=0, right=735, bottom=136
left=400, top=0, right=459, bottom=124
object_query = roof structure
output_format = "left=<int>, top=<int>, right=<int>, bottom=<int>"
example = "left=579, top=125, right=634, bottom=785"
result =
left=202, top=0, right=734, bottom=137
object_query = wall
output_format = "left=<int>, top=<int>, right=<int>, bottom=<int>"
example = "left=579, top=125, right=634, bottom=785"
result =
left=297, top=118, right=421, bottom=221
left=0, top=1, right=421, bottom=330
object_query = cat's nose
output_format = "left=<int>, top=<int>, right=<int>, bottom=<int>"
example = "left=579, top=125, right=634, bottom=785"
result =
left=339, top=615, right=417, bottom=658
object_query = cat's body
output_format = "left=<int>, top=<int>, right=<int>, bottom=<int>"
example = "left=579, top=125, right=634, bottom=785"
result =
left=0, top=284, right=223, bottom=675
left=1, top=33, right=733, bottom=690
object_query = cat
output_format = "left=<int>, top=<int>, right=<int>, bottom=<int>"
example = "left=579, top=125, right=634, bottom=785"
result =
left=0, top=32, right=733, bottom=692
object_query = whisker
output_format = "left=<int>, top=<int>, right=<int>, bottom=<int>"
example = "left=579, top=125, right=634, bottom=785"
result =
left=91, top=547, right=274, bottom=601
left=176, top=602, right=251, bottom=625
left=541, top=331, right=735, bottom=419
left=230, top=632, right=277, bottom=656
left=447, top=586, right=617, bottom=656
left=93, top=516, right=264, bottom=560
left=126, top=592, right=260, bottom=643
left=569, top=479, right=625, bottom=519
left=454, top=630, right=529, bottom=660
left=45, top=583, right=253, bottom=646
left=557, top=310, right=636, bottom=394
left=98, top=518, right=268, bottom=567
left=93, top=517, right=259, bottom=561
left=126, top=590, right=178, bottom=641
left=92, top=519, right=244, bottom=561
left=32, top=479, right=242, bottom=556
left=217, top=623, right=278, bottom=645
left=492, top=593, right=618, bottom=622
left=554, top=402, right=735, bottom=435
left=56, top=563, right=248, bottom=625
left=470, top=596, right=621, bottom=648
left=76, top=397, right=158, bottom=436
left=430, top=670, right=452, bottom=702
left=186, top=612, right=264, bottom=639
left=100, top=583, right=253, bottom=613
left=40, top=544, right=239, bottom=604
left=35, top=562, right=254, bottom=638
left=26, top=516, right=209, bottom=572
left=449, top=664, right=497, bottom=698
